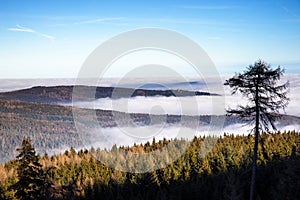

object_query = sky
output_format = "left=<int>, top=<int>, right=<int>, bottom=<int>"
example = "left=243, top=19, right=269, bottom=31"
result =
left=0, top=0, right=299, bottom=78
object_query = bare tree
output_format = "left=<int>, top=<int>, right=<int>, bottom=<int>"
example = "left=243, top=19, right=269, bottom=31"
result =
left=224, top=60, right=289, bottom=200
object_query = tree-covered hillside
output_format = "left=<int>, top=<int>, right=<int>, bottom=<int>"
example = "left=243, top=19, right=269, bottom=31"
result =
left=0, top=99, right=231, bottom=163
left=1, top=99, right=300, bottom=164
left=0, top=86, right=216, bottom=104
left=0, top=132, right=299, bottom=200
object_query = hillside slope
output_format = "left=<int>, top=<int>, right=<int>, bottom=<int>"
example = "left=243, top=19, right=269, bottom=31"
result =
left=0, top=85, right=217, bottom=104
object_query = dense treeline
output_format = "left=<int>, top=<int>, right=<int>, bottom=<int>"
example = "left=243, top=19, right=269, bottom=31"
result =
left=0, top=131, right=299, bottom=200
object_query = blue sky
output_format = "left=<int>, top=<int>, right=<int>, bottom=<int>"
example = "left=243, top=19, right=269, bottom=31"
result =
left=0, top=0, right=299, bottom=78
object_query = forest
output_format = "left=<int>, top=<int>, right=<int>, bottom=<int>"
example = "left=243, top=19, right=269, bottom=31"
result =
left=0, top=85, right=216, bottom=104
left=0, top=131, right=299, bottom=200
left=0, top=99, right=248, bottom=163
left=1, top=60, right=299, bottom=199
left=1, top=98, right=299, bottom=164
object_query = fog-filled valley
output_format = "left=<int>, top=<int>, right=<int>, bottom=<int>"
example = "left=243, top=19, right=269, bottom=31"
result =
left=0, top=75, right=300, bottom=163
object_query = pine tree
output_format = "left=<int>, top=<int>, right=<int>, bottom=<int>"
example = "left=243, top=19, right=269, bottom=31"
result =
left=224, top=60, right=289, bottom=200
left=13, top=137, right=44, bottom=200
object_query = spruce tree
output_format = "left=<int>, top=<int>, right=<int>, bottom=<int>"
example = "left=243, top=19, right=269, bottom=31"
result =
left=224, top=60, right=289, bottom=200
left=13, top=137, right=43, bottom=200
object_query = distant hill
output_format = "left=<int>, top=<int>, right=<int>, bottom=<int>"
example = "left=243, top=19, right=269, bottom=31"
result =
left=1, top=99, right=300, bottom=163
left=0, top=85, right=299, bottom=163
left=0, top=85, right=218, bottom=104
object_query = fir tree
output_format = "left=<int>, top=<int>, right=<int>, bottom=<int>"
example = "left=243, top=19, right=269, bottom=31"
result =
left=224, top=60, right=289, bottom=200
left=13, top=137, right=44, bottom=200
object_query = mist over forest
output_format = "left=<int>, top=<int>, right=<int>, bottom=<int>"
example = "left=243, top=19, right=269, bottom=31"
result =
left=0, top=75, right=299, bottom=163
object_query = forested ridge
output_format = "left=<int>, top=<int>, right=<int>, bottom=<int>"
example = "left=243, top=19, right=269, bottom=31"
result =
left=1, top=99, right=300, bottom=164
left=0, top=85, right=216, bottom=104
left=0, top=99, right=239, bottom=163
left=0, top=131, right=299, bottom=200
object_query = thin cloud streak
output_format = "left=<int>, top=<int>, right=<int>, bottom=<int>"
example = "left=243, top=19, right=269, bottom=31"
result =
left=282, top=6, right=299, bottom=18
left=122, top=18, right=221, bottom=26
left=74, top=17, right=125, bottom=24
left=40, top=33, right=55, bottom=41
left=8, top=24, right=35, bottom=33
left=45, top=16, right=222, bottom=28
left=74, top=17, right=220, bottom=26
left=153, top=18, right=218, bottom=25
left=176, top=5, right=239, bottom=10
left=281, top=6, right=300, bottom=24
left=8, top=24, right=55, bottom=41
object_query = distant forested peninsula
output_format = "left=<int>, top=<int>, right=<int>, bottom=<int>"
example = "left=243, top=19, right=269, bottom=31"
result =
left=0, top=85, right=218, bottom=104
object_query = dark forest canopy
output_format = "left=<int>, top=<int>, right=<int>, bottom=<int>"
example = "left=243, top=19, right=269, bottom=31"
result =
left=0, top=132, right=299, bottom=200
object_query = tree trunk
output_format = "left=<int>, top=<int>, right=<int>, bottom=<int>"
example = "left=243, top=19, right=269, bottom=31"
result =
left=250, top=76, right=260, bottom=200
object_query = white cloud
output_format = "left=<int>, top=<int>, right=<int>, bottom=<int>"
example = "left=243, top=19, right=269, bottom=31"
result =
left=40, top=33, right=55, bottom=41
left=74, top=17, right=125, bottom=25
left=8, top=24, right=55, bottom=41
left=8, top=24, right=35, bottom=33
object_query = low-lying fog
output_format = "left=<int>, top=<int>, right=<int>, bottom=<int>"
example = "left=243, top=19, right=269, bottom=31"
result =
left=69, top=74, right=300, bottom=150
left=1, top=74, right=300, bottom=152
left=79, top=122, right=300, bottom=151
left=70, top=74, right=300, bottom=117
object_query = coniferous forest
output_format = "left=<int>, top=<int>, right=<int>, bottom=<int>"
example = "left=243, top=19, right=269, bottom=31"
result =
left=2, top=0, right=300, bottom=199
left=0, top=131, right=299, bottom=200
left=0, top=61, right=299, bottom=199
